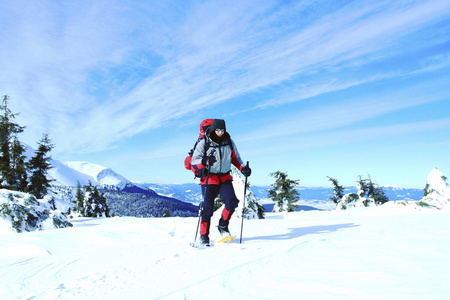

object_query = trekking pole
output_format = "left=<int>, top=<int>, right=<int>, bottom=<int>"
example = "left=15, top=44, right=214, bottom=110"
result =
left=239, top=161, right=249, bottom=244
left=193, top=149, right=215, bottom=243
left=193, top=202, right=203, bottom=243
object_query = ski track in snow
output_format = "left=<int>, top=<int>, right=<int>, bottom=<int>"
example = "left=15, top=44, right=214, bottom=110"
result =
left=1, top=209, right=450, bottom=299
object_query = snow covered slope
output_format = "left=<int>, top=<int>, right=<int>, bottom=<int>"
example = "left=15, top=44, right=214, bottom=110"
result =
left=48, top=159, right=137, bottom=189
left=25, top=143, right=131, bottom=188
left=1, top=205, right=449, bottom=299
left=48, top=160, right=97, bottom=186
left=62, top=161, right=129, bottom=187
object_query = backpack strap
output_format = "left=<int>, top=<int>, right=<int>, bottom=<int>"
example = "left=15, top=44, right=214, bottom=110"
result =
left=204, top=138, right=211, bottom=154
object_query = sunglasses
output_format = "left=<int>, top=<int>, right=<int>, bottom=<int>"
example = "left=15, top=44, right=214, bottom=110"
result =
left=215, top=129, right=225, bottom=132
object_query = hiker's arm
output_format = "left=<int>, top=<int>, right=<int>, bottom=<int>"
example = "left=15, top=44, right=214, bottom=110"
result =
left=191, top=139, right=207, bottom=170
left=231, top=139, right=244, bottom=170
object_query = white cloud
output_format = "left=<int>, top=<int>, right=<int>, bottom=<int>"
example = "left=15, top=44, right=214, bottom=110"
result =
left=1, top=0, right=450, bottom=154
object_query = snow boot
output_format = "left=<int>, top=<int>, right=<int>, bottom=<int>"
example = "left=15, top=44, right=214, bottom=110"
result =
left=218, top=224, right=231, bottom=237
left=199, top=234, right=210, bottom=246
left=218, top=208, right=233, bottom=237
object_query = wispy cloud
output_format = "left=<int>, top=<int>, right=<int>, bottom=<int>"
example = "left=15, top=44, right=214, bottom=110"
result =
left=236, top=73, right=450, bottom=147
left=241, top=117, right=450, bottom=158
left=1, top=0, right=449, bottom=154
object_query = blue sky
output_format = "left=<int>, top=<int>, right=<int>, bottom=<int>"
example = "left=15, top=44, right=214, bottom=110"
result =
left=1, top=0, right=449, bottom=188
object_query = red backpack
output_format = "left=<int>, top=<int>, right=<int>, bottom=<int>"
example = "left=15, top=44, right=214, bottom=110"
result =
left=184, top=119, right=213, bottom=177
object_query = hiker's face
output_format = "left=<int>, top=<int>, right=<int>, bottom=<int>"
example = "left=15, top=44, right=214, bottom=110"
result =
left=215, top=129, right=225, bottom=137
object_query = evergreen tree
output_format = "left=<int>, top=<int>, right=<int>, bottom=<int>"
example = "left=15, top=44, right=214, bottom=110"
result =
left=28, top=134, right=54, bottom=198
left=163, top=207, right=170, bottom=217
left=82, top=182, right=95, bottom=217
left=356, top=175, right=369, bottom=197
left=255, top=202, right=265, bottom=219
left=214, top=194, right=224, bottom=211
left=91, top=185, right=109, bottom=217
left=328, top=176, right=345, bottom=204
left=0, top=95, right=26, bottom=188
left=424, top=183, right=431, bottom=197
left=268, top=171, right=300, bottom=212
left=10, top=138, right=28, bottom=191
left=352, top=174, right=389, bottom=206
left=366, top=175, right=389, bottom=205
left=371, top=187, right=389, bottom=205
left=77, top=181, right=110, bottom=218
left=98, top=187, right=110, bottom=217
left=48, top=196, right=56, bottom=210
left=245, top=180, right=265, bottom=219
left=75, top=181, right=84, bottom=213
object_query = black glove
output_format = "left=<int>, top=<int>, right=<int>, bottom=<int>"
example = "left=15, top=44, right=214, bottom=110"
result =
left=241, top=165, right=252, bottom=177
left=197, top=168, right=208, bottom=179
left=201, top=154, right=217, bottom=167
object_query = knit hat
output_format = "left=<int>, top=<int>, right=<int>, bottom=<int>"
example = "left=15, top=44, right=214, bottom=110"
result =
left=210, top=119, right=226, bottom=132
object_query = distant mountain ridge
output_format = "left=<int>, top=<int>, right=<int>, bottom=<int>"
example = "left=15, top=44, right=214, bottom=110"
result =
left=50, top=160, right=134, bottom=187
left=43, top=151, right=424, bottom=212
left=44, top=156, right=197, bottom=217
left=136, top=182, right=424, bottom=205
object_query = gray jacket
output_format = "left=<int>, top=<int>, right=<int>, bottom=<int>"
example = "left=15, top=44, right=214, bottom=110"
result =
left=191, top=132, right=243, bottom=175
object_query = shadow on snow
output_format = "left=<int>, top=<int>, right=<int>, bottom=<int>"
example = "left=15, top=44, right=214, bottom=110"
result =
left=243, top=223, right=358, bottom=242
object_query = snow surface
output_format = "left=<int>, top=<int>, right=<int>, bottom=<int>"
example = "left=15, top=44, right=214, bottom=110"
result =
left=1, top=205, right=450, bottom=299
left=48, top=160, right=97, bottom=186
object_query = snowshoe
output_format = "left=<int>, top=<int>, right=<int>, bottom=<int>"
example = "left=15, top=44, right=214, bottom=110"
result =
left=217, top=225, right=234, bottom=244
left=216, top=235, right=235, bottom=244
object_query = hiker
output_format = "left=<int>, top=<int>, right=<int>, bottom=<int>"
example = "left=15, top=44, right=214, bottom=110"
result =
left=191, top=119, right=251, bottom=245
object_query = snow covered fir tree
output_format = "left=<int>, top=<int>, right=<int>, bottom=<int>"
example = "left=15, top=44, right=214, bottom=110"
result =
left=420, top=167, right=450, bottom=209
left=74, top=181, right=110, bottom=218
left=0, top=95, right=26, bottom=190
left=0, top=95, right=72, bottom=232
left=243, top=181, right=265, bottom=219
left=230, top=167, right=265, bottom=219
left=328, top=176, right=345, bottom=204
left=268, top=171, right=300, bottom=212
left=332, top=174, right=390, bottom=210
left=27, top=134, right=54, bottom=199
